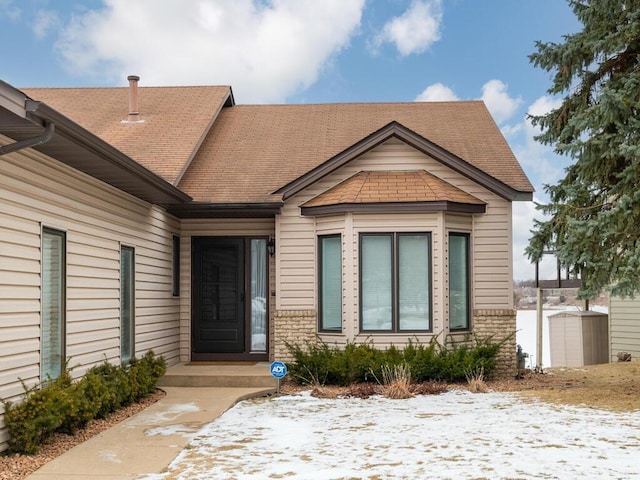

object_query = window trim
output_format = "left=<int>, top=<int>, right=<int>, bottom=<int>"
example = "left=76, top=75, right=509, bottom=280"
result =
left=120, top=245, right=135, bottom=364
left=41, top=227, right=66, bottom=382
left=172, top=234, right=180, bottom=297
left=318, top=234, right=343, bottom=332
left=448, top=232, right=471, bottom=332
left=359, top=232, right=432, bottom=333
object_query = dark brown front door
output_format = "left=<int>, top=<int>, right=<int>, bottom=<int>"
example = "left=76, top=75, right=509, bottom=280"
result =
left=192, top=238, right=245, bottom=355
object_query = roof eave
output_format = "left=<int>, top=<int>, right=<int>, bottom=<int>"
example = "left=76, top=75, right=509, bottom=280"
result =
left=167, top=202, right=283, bottom=218
left=301, top=201, right=487, bottom=216
left=24, top=99, right=192, bottom=204
left=511, top=191, right=534, bottom=201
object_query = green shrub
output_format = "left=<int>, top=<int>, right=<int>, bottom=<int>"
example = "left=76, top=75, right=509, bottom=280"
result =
left=286, top=334, right=507, bottom=386
left=3, top=372, right=72, bottom=454
left=129, top=351, right=167, bottom=402
left=2, top=351, right=166, bottom=455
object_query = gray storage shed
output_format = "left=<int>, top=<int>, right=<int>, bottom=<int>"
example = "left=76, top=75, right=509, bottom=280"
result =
left=548, top=310, right=609, bottom=367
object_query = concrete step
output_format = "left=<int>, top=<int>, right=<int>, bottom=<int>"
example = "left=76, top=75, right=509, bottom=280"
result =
left=157, top=362, right=277, bottom=388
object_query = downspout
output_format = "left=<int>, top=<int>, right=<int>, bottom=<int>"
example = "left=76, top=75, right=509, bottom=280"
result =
left=0, top=120, right=55, bottom=156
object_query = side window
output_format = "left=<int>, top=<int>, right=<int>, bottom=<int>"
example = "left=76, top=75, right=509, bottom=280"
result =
left=360, top=233, right=431, bottom=332
left=318, top=235, right=342, bottom=331
left=42, top=227, right=66, bottom=381
left=120, top=246, right=135, bottom=363
left=172, top=235, right=180, bottom=297
left=449, top=233, right=470, bottom=331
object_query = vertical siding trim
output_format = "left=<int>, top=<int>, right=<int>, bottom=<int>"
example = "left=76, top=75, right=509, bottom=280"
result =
left=344, top=213, right=355, bottom=342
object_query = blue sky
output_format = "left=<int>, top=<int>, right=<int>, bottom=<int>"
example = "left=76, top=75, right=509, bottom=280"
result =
left=0, top=0, right=581, bottom=279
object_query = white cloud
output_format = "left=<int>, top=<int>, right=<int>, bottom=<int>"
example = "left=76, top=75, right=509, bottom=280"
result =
left=511, top=95, right=567, bottom=187
left=33, top=10, right=61, bottom=39
left=373, top=0, right=442, bottom=56
left=54, top=0, right=365, bottom=103
left=0, top=0, right=20, bottom=21
left=527, top=95, right=562, bottom=118
left=414, top=82, right=458, bottom=102
left=480, top=79, right=523, bottom=124
left=414, top=79, right=522, bottom=124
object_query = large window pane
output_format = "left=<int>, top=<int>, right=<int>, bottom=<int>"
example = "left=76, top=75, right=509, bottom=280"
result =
left=361, top=235, right=392, bottom=331
left=449, top=233, right=470, bottom=330
left=398, top=234, right=430, bottom=330
left=319, top=236, right=342, bottom=331
left=121, top=246, right=135, bottom=363
left=42, top=228, right=65, bottom=381
left=250, top=239, right=267, bottom=351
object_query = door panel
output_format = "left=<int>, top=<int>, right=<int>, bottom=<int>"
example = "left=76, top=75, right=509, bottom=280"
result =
left=193, top=238, right=244, bottom=354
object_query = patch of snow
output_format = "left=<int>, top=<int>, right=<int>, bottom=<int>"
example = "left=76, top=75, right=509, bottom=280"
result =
left=145, top=424, right=200, bottom=438
left=143, top=391, right=640, bottom=480
left=99, top=450, right=122, bottom=464
left=126, top=403, right=200, bottom=426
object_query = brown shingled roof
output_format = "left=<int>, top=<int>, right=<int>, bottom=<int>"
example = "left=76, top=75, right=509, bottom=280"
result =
left=178, top=102, right=533, bottom=203
left=19, top=85, right=532, bottom=206
left=302, top=171, right=486, bottom=207
left=21, top=85, right=232, bottom=185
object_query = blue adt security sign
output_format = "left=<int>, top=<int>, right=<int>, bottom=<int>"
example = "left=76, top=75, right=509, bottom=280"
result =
left=270, top=361, right=287, bottom=379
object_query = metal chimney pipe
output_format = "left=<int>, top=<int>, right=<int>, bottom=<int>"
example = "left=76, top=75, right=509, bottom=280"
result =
left=127, top=75, right=140, bottom=121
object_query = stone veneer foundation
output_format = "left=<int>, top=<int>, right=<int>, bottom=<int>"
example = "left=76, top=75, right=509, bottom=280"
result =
left=472, top=309, right=517, bottom=378
left=273, top=308, right=517, bottom=378
left=273, top=310, right=318, bottom=361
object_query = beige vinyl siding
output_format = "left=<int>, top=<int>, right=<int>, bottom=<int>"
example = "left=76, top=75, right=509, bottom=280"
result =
left=609, top=296, right=640, bottom=361
left=179, top=219, right=276, bottom=362
left=0, top=139, right=180, bottom=450
left=276, top=208, right=316, bottom=309
left=473, top=201, right=513, bottom=309
left=278, top=139, right=514, bottom=312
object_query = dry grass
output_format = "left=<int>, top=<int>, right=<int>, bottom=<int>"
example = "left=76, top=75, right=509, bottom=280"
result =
left=465, top=366, right=489, bottom=393
left=379, top=364, right=414, bottom=399
left=310, top=385, right=339, bottom=399
left=506, top=361, right=640, bottom=412
left=296, top=361, right=640, bottom=412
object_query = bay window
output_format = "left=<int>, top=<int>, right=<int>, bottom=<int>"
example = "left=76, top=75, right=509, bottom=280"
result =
left=449, top=233, right=470, bottom=330
left=360, top=233, right=431, bottom=332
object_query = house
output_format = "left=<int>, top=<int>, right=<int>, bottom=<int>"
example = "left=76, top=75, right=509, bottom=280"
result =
left=0, top=76, right=533, bottom=450
left=608, top=296, right=640, bottom=361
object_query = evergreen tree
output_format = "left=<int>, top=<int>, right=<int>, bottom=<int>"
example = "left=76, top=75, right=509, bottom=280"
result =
left=526, top=0, right=640, bottom=298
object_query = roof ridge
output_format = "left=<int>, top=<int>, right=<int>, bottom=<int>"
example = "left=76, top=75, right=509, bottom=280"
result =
left=229, top=100, right=485, bottom=108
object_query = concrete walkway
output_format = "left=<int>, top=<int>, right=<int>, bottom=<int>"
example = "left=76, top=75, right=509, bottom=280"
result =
left=26, top=386, right=274, bottom=479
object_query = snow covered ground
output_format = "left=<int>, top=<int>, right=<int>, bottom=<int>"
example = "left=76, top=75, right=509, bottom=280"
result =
left=144, top=390, right=640, bottom=480
left=143, top=307, right=630, bottom=480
